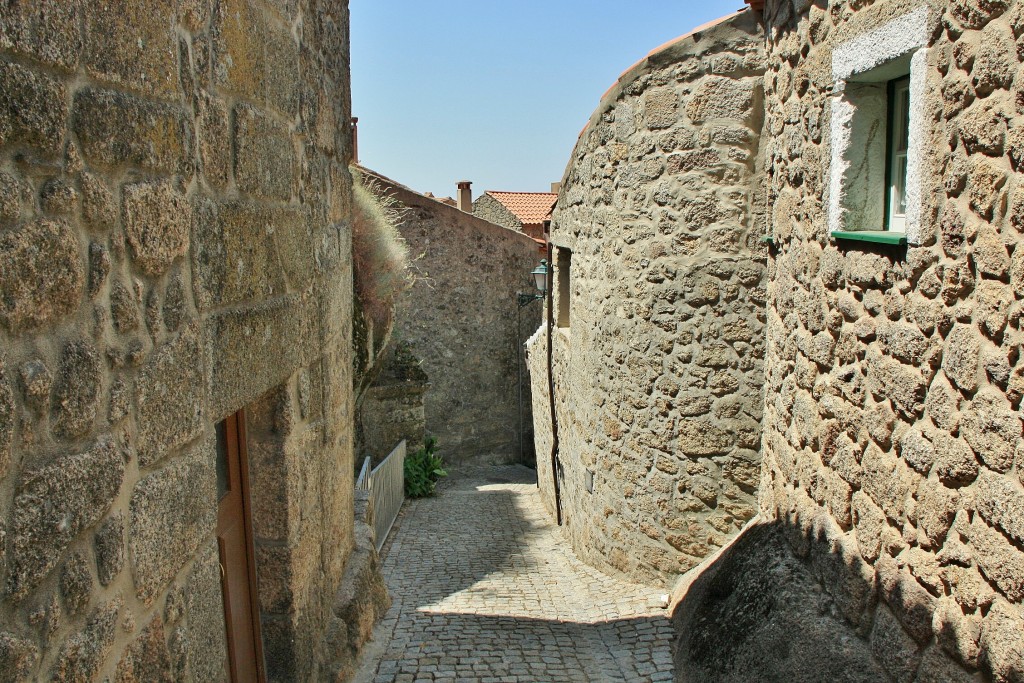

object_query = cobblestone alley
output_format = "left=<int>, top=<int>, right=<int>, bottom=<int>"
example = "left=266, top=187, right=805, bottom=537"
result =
left=354, top=466, right=675, bottom=682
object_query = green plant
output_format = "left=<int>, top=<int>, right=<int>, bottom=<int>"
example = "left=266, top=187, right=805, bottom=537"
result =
left=404, top=435, right=447, bottom=498
left=350, top=167, right=411, bottom=331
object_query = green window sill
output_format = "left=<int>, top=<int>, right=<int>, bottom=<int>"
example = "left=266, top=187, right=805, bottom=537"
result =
left=760, top=235, right=774, bottom=245
left=830, top=230, right=907, bottom=246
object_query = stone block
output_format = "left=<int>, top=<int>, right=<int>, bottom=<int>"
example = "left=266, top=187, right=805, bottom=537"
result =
left=960, top=390, right=1021, bottom=473
left=0, top=631, right=39, bottom=682
left=0, top=361, right=12, bottom=479
left=643, top=88, right=678, bottom=130
left=0, top=61, right=67, bottom=156
left=234, top=103, right=294, bottom=200
left=136, top=324, right=204, bottom=467
left=83, top=0, right=177, bottom=97
left=192, top=201, right=312, bottom=310
left=198, top=93, right=230, bottom=190
left=0, top=0, right=81, bottom=70
left=866, top=352, right=926, bottom=417
left=861, top=444, right=910, bottom=523
left=971, top=517, right=1024, bottom=602
left=94, top=513, right=125, bottom=587
left=980, top=599, right=1024, bottom=683
left=51, top=339, right=102, bottom=439
left=79, top=172, right=116, bottom=232
left=9, top=438, right=125, bottom=599
left=183, top=545, right=228, bottom=682
left=129, top=438, right=216, bottom=604
left=916, top=478, right=958, bottom=548
left=123, top=181, right=191, bottom=276
left=975, top=471, right=1024, bottom=544
left=931, top=434, right=978, bottom=487
left=207, top=294, right=317, bottom=417
left=60, top=551, right=92, bottom=617
left=914, top=645, right=975, bottom=683
left=941, top=325, right=980, bottom=393
left=51, top=600, right=119, bottom=682
left=933, top=598, right=981, bottom=668
left=685, top=76, right=756, bottom=123
left=72, top=88, right=192, bottom=174
left=676, top=419, right=731, bottom=456
left=870, top=604, right=922, bottom=681
left=0, top=219, right=84, bottom=333
left=950, top=0, right=1010, bottom=30
left=113, top=616, right=173, bottom=682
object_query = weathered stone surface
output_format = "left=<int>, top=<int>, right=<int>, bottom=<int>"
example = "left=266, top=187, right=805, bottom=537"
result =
left=917, top=478, right=958, bottom=547
left=950, top=0, right=1011, bottom=29
left=933, top=434, right=978, bottom=486
left=975, top=471, right=1024, bottom=544
left=72, top=88, right=192, bottom=174
left=9, top=438, right=125, bottom=599
left=971, top=517, right=1024, bottom=602
left=234, top=103, right=294, bottom=201
left=933, top=598, right=982, bottom=668
left=674, top=523, right=888, bottom=683
left=980, top=599, right=1024, bottom=683
left=94, top=513, right=125, bottom=587
left=0, top=361, right=12, bottom=478
left=129, top=438, right=216, bottom=604
left=0, top=61, right=67, bottom=156
left=900, top=428, right=935, bottom=474
left=961, top=390, right=1021, bottom=473
left=60, top=551, right=92, bottom=617
left=942, top=326, right=981, bottom=392
left=50, top=339, right=102, bottom=439
left=198, top=93, right=230, bottom=189
left=0, top=219, right=84, bottom=333
left=136, top=324, right=204, bottom=467
left=83, top=0, right=177, bottom=97
left=685, top=76, right=757, bottom=123
left=871, top=605, right=922, bottom=682
left=123, top=181, right=191, bottom=276
left=79, top=173, right=115, bottom=232
left=192, top=201, right=311, bottom=309
left=182, top=545, right=228, bottom=682
left=51, top=600, right=119, bottom=682
left=40, top=178, right=77, bottom=216
left=113, top=615, right=173, bottom=683
left=0, top=631, right=39, bottom=683
left=110, top=281, right=140, bottom=333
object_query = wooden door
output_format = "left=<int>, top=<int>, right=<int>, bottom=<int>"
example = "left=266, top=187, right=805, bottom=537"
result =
left=216, top=411, right=266, bottom=682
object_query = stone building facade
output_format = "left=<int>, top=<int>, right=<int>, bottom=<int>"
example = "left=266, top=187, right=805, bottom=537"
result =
left=360, top=169, right=543, bottom=464
left=528, top=11, right=768, bottom=586
left=0, top=1, right=386, bottom=680
left=753, top=0, right=1024, bottom=679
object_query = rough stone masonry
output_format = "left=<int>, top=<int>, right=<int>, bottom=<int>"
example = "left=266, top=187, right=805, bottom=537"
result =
left=0, top=1, right=386, bottom=681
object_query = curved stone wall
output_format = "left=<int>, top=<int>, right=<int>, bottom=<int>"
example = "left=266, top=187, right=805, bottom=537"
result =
left=533, top=9, right=767, bottom=586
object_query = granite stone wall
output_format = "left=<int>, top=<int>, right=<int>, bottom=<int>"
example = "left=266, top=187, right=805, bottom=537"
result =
left=0, top=1, right=384, bottom=680
left=472, top=193, right=524, bottom=233
left=758, top=0, right=1024, bottom=680
left=532, top=10, right=768, bottom=587
left=361, top=169, right=543, bottom=464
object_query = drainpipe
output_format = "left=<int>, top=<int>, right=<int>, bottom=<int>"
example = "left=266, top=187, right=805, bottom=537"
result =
left=545, top=241, right=563, bottom=525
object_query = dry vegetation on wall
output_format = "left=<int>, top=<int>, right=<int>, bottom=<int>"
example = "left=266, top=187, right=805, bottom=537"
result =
left=351, top=167, right=412, bottom=332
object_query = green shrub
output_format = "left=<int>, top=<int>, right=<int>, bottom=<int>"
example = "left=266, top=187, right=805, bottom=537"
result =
left=350, top=167, right=411, bottom=331
left=404, top=436, right=447, bottom=498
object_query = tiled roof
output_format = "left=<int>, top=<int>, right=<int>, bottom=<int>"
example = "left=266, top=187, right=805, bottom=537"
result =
left=485, top=191, right=557, bottom=226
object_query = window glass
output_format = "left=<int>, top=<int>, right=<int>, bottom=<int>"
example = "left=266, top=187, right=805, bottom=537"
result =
left=888, top=77, right=911, bottom=232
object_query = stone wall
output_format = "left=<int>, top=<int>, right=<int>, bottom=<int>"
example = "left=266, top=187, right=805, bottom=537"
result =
left=473, top=193, right=523, bottom=232
left=758, top=0, right=1024, bottom=680
left=360, top=169, right=543, bottom=464
left=532, top=10, right=767, bottom=587
left=0, top=1, right=378, bottom=680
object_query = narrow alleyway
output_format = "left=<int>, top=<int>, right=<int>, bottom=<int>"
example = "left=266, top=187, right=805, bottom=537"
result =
left=354, top=466, right=675, bottom=683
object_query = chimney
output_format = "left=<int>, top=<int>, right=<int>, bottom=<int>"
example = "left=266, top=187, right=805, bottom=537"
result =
left=351, top=117, right=359, bottom=164
left=550, top=182, right=561, bottom=194
left=457, top=180, right=472, bottom=212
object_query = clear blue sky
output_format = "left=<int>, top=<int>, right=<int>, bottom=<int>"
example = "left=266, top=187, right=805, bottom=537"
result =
left=350, top=1, right=748, bottom=199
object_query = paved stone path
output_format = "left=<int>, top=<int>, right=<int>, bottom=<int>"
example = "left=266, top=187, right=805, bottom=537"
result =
left=354, top=465, right=675, bottom=683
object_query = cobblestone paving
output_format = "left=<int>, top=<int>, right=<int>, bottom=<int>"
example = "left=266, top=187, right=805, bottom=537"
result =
left=354, top=465, right=675, bottom=683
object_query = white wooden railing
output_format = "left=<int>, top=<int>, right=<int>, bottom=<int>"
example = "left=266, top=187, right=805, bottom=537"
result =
left=356, top=440, right=406, bottom=551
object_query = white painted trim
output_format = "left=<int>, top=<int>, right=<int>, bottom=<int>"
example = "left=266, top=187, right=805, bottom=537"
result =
left=828, top=6, right=931, bottom=245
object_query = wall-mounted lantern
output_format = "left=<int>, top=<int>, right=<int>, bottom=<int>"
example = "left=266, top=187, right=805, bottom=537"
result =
left=518, top=259, right=549, bottom=308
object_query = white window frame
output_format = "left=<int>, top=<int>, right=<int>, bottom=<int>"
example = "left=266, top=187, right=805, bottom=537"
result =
left=828, top=6, right=930, bottom=245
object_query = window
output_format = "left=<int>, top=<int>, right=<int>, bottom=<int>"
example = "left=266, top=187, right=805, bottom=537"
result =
left=556, top=247, right=571, bottom=329
left=827, top=7, right=929, bottom=246
left=886, top=77, right=911, bottom=233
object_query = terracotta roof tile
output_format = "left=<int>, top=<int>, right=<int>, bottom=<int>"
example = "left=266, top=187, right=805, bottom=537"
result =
left=485, top=191, right=557, bottom=226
